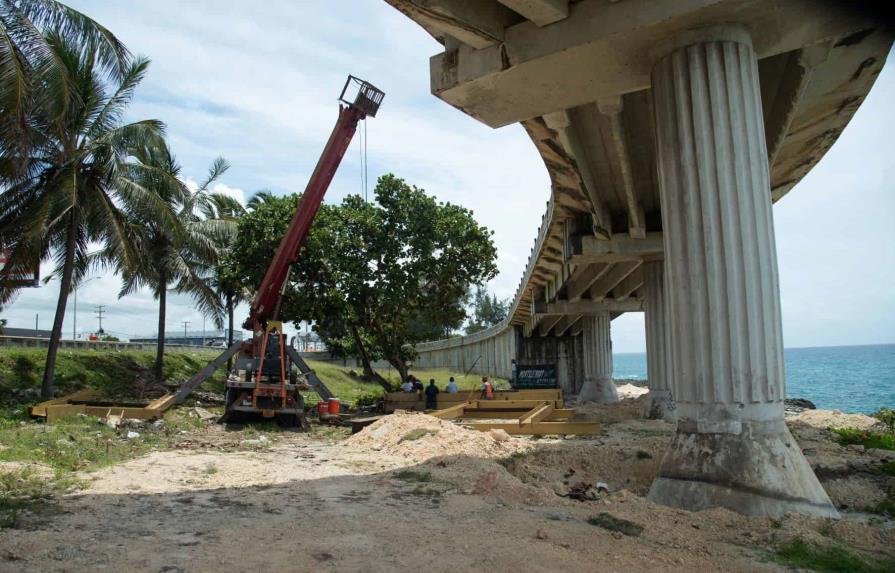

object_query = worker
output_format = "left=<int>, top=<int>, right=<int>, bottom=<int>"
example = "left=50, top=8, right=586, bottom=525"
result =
left=412, top=376, right=424, bottom=395
left=400, top=378, right=414, bottom=393
left=480, top=376, right=494, bottom=400
left=445, top=376, right=459, bottom=394
left=425, top=378, right=440, bottom=410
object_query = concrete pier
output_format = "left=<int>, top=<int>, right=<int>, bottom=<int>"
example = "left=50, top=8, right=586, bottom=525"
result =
left=579, top=312, right=618, bottom=403
left=641, top=261, right=674, bottom=421
left=646, top=28, right=837, bottom=517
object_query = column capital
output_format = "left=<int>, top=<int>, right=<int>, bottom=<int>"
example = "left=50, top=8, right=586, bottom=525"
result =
left=649, top=25, right=753, bottom=67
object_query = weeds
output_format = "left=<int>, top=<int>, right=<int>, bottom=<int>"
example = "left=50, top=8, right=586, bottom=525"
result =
left=831, top=428, right=895, bottom=451
left=774, top=537, right=895, bottom=573
left=393, top=470, right=432, bottom=483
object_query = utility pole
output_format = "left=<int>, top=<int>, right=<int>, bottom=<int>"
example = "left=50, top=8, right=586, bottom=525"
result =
left=95, top=305, right=105, bottom=335
left=202, top=316, right=206, bottom=347
left=182, top=321, right=190, bottom=345
left=34, top=313, right=38, bottom=331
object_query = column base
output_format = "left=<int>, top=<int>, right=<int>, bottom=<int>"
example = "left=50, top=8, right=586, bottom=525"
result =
left=578, top=376, right=618, bottom=404
left=647, top=425, right=838, bottom=518
left=641, top=389, right=675, bottom=421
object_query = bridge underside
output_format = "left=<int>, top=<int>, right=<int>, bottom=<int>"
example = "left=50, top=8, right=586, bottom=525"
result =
left=392, top=0, right=892, bottom=518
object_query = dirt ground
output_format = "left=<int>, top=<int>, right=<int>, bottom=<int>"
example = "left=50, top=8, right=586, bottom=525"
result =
left=1, top=398, right=893, bottom=573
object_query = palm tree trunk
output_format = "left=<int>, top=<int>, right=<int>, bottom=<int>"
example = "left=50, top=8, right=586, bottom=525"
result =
left=41, top=212, right=79, bottom=399
left=226, top=292, right=234, bottom=372
left=154, top=269, right=166, bottom=382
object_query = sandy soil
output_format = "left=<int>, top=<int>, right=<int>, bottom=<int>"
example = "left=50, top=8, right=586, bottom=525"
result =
left=1, top=400, right=893, bottom=573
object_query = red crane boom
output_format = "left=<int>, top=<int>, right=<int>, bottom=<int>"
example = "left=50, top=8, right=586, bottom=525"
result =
left=245, top=76, right=383, bottom=331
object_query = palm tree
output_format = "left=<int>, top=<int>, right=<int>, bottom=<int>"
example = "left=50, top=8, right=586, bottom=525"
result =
left=246, top=190, right=276, bottom=210
left=0, top=0, right=131, bottom=176
left=0, top=32, right=169, bottom=399
left=114, top=148, right=238, bottom=380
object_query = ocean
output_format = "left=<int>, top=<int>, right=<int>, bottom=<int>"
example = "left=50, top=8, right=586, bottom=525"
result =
left=613, top=344, right=895, bottom=414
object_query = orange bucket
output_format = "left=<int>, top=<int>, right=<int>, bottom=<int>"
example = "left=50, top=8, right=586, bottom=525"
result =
left=328, top=398, right=341, bottom=415
left=317, top=401, right=329, bottom=417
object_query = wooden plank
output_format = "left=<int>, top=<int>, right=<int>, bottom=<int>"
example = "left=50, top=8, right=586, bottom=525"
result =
left=428, top=402, right=470, bottom=420
left=466, top=400, right=556, bottom=410
left=29, top=389, right=102, bottom=418
left=454, top=409, right=573, bottom=420
left=462, top=421, right=601, bottom=436
left=519, top=404, right=554, bottom=426
left=146, top=393, right=177, bottom=412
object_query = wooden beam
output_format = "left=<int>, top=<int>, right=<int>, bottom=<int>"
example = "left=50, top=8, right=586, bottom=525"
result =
left=29, top=389, right=102, bottom=418
left=459, top=409, right=574, bottom=419
left=519, top=403, right=554, bottom=426
left=428, top=402, right=470, bottom=419
left=467, top=399, right=562, bottom=410
left=497, top=0, right=568, bottom=26
left=590, top=261, right=639, bottom=300
left=462, top=421, right=601, bottom=435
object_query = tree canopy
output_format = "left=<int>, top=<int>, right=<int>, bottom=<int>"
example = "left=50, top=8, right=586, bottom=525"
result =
left=227, top=174, right=498, bottom=384
left=466, top=286, right=509, bottom=334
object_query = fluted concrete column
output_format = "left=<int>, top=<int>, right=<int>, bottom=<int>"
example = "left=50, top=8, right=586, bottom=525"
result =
left=578, top=311, right=618, bottom=403
left=641, top=261, right=675, bottom=421
left=647, top=28, right=837, bottom=517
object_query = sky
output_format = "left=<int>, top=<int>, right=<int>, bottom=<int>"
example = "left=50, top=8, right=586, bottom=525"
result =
left=2, top=1, right=893, bottom=352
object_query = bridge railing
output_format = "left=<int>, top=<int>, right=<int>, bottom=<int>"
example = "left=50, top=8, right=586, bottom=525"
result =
left=0, top=335, right=220, bottom=353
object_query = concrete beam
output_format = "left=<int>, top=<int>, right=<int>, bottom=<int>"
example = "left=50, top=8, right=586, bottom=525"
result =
left=537, top=313, right=564, bottom=336
left=569, top=232, right=663, bottom=265
left=590, top=261, right=639, bottom=300
left=598, top=96, right=647, bottom=238
left=612, top=266, right=644, bottom=301
left=497, top=0, right=568, bottom=27
left=553, top=314, right=581, bottom=336
left=429, top=0, right=880, bottom=127
left=564, top=263, right=610, bottom=301
left=533, top=298, right=644, bottom=315
left=385, top=0, right=517, bottom=49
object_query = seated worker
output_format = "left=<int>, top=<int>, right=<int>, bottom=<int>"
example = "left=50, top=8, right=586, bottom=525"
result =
left=480, top=376, right=494, bottom=400
left=400, top=378, right=414, bottom=393
left=445, top=377, right=459, bottom=393
left=412, top=376, right=424, bottom=394
left=425, top=378, right=440, bottom=410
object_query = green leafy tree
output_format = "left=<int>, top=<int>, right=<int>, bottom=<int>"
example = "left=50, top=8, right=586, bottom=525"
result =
left=0, top=32, right=167, bottom=398
left=110, top=148, right=237, bottom=380
left=466, top=286, right=509, bottom=334
left=228, top=174, right=498, bottom=385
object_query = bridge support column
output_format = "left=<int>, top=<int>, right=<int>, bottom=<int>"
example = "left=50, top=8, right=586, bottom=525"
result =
left=578, top=311, right=618, bottom=403
left=641, top=261, right=674, bottom=421
left=647, top=28, right=837, bottom=517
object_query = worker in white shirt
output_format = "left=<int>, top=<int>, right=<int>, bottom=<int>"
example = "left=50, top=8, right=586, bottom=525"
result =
left=445, top=377, right=459, bottom=393
left=400, top=379, right=414, bottom=392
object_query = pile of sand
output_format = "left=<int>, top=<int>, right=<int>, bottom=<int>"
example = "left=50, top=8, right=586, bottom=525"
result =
left=788, top=409, right=885, bottom=431
left=343, top=411, right=530, bottom=462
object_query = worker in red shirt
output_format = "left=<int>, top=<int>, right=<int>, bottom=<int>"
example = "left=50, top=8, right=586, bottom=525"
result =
left=480, top=376, right=494, bottom=400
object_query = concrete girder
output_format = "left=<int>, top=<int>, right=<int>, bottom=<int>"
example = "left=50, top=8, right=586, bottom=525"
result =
left=553, top=313, right=581, bottom=336
left=564, top=262, right=610, bottom=301
left=598, top=96, right=646, bottom=238
left=384, top=0, right=519, bottom=49
left=537, top=313, right=564, bottom=336
left=533, top=299, right=644, bottom=315
left=589, top=260, right=639, bottom=300
left=612, top=266, right=644, bottom=300
left=497, top=0, right=568, bottom=27
left=572, top=232, right=663, bottom=260
left=428, top=0, right=883, bottom=127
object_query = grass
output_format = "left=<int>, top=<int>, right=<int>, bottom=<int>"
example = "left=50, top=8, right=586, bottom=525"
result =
left=393, top=470, right=432, bottom=483
left=301, top=358, right=510, bottom=407
left=877, top=460, right=895, bottom=477
left=398, top=428, right=438, bottom=443
left=774, top=538, right=895, bottom=573
left=831, top=428, right=895, bottom=451
left=0, top=347, right=226, bottom=399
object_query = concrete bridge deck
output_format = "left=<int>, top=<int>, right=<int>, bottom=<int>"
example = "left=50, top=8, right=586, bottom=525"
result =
left=387, top=0, right=892, bottom=518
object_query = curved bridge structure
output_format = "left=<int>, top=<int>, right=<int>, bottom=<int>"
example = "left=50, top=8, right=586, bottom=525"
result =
left=388, top=0, right=892, bottom=518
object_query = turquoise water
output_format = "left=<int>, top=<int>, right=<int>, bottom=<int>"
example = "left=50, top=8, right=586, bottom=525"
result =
left=613, top=344, right=895, bottom=414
